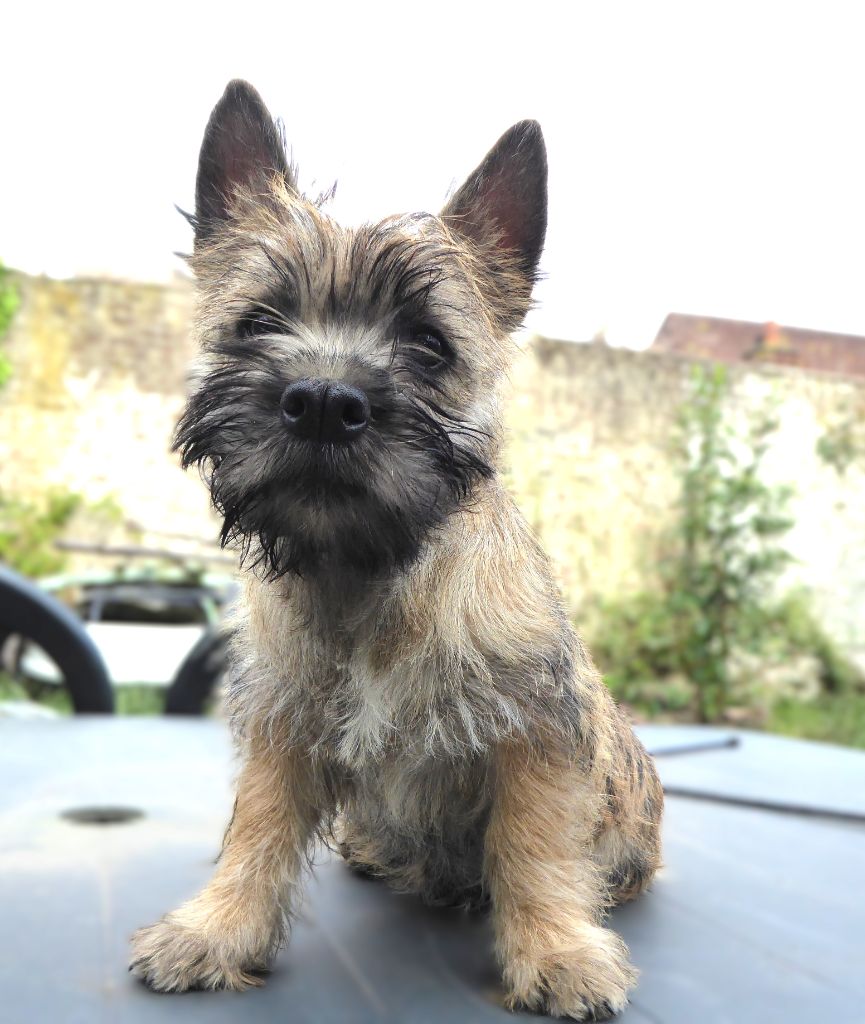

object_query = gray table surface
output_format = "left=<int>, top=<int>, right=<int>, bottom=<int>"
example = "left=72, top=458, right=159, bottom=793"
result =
left=1, top=717, right=863, bottom=1024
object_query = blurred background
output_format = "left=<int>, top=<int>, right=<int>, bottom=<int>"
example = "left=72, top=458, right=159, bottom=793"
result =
left=1, top=0, right=864, bottom=742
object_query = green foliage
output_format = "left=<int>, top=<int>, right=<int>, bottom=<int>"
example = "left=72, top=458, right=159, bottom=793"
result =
left=759, top=591, right=863, bottom=694
left=114, top=686, right=170, bottom=715
left=817, top=404, right=865, bottom=474
left=769, top=693, right=865, bottom=750
left=0, top=673, right=166, bottom=717
left=594, top=365, right=797, bottom=722
left=671, top=366, right=794, bottom=719
left=0, top=672, right=74, bottom=714
left=592, top=592, right=688, bottom=710
left=0, top=261, right=18, bottom=387
left=0, top=490, right=123, bottom=580
left=0, top=263, right=18, bottom=335
left=0, top=491, right=82, bottom=578
left=595, top=587, right=862, bottom=719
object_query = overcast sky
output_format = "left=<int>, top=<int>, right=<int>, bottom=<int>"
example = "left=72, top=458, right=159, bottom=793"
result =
left=4, top=1, right=865, bottom=347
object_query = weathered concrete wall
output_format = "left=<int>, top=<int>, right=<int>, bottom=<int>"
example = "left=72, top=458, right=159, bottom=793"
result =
left=2, top=273, right=862, bottom=663
left=0, top=272, right=218, bottom=554
left=507, top=338, right=865, bottom=664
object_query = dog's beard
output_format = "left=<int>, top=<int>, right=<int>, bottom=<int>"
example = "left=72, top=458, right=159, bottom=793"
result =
left=174, top=369, right=494, bottom=580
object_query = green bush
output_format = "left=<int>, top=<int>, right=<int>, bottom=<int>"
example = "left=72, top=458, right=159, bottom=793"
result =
left=593, top=591, right=683, bottom=699
left=0, top=261, right=18, bottom=388
left=0, top=491, right=82, bottom=578
left=593, top=365, right=801, bottom=722
left=817, top=402, right=865, bottom=474
left=0, top=673, right=166, bottom=717
left=759, top=591, right=863, bottom=694
left=594, top=586, right=861, bottom=718
left=592, top=366, right=862, bottom=727
left=770, top=693, right=865, bottom=749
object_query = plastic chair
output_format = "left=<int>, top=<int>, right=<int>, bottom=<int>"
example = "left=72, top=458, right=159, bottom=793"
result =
left=164, top=628, right=227, bottom=715
left=0, top=564, right=114, bottom=713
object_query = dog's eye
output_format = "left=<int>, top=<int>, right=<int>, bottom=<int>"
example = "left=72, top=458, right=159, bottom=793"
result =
left=404, top=326, right=451, bottom=369
left=238, top=311, right=281, bottom=339
left=416, top=331, right=443, bottom=355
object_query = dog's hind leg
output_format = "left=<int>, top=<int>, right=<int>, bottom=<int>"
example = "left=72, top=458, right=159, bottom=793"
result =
left=592, top=737, right=664, bottom=906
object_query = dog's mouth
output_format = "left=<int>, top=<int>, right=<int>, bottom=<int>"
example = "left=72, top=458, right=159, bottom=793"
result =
left=286, top=468, right=372, bottom=506
left=280, top=437, right=375, bottom=492
left=208, top=434, right=435, bottom=579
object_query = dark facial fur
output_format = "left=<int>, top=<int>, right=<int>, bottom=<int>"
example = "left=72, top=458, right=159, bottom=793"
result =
left=174, top=80, right=547, bottom=580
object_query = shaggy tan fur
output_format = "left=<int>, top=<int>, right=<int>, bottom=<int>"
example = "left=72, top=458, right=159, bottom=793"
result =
left=130, top=80, right=663, bottom=1020
left=131, top=731, right=327, bottom=990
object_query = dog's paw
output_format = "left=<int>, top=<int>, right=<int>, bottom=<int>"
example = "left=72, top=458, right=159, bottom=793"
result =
left=503, top=925, right=637, bottom=1021
left=129, top=916, right=268, bottom=993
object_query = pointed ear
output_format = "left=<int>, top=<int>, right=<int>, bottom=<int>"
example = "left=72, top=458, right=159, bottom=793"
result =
left=442, top=120, right=548, bottom=284
left=194, top=80, right=296, bottom=242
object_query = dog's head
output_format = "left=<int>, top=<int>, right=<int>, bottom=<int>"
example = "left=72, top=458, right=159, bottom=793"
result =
left=176, top=80, right=547, bottom=578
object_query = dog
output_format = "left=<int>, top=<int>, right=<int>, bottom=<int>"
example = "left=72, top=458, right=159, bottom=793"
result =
left=129, top=80, right=663, bottom=1020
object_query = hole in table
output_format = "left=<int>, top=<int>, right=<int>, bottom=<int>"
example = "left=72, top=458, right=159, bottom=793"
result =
left=61, top=806, right=144, bottom=826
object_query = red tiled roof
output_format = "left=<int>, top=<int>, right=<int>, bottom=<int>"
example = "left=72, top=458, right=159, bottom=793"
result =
left=652, top=313, right=865, bottom=377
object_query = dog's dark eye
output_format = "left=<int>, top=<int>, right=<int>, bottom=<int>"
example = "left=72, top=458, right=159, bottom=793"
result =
left=416, top=331, right=443, bottom=356
left=404, top=326, right=451, bottom=369
left=238, top=311, right=281, bottom=339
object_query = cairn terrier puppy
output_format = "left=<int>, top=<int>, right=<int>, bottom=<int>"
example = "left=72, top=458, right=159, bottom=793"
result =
left=130, top=80, right=663, bottom=1020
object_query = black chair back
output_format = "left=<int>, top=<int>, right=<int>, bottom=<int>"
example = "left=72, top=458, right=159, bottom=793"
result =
left=0, top=565, right=114, bottom=713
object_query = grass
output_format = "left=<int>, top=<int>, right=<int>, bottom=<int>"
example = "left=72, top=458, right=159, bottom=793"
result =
left=768, top=693, right=865, bottom=750
left=0, top=673, right=166, bottom=715
left=114, top=686, right=167, bottom=715
left=0, top=673, right=74, bottom=713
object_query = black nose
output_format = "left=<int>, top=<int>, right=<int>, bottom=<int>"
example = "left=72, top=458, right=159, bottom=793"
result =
left=280, top=379, right=370, bottom=443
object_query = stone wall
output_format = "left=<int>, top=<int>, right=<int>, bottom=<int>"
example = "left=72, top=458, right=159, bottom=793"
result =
left=2, top=272, right=862, bottom=662
left=0, top=272, right=219, bottom=555
left=507, top=338, right=865, bottom=664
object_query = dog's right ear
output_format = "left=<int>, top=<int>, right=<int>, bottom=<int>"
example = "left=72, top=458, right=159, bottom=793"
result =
left=194, top=80, right=296, bottom=242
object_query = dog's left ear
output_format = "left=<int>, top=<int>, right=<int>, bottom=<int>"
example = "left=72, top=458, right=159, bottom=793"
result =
left=442, top=121, right=547, bottom=324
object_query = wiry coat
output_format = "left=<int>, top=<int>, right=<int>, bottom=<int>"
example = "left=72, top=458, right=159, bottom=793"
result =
left=229, top=484, right=662, bottom=909
left=130, top=80, right=662, bottom=1021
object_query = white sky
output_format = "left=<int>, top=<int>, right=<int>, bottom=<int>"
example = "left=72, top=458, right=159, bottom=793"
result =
left=4, top=1, right=865, bottom=347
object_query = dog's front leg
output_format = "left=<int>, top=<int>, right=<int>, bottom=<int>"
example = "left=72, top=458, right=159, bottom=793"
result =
left=485, top=737, right=637, bottom=1021
left=130, top=734, right=326, bottom=992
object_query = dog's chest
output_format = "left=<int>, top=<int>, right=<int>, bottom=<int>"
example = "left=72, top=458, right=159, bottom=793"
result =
left=243, top=584, right=528, bottom=768
left=331, top=669, right=396, bottom=767
left=295, top=654, right=500, bottom=771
